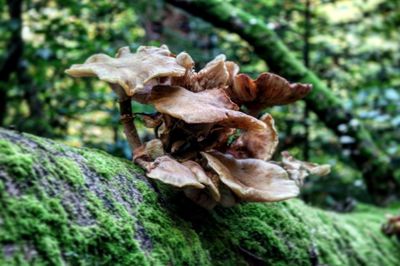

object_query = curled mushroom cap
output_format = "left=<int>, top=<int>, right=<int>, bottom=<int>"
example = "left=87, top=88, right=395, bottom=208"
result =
left=196, top=54, right=229, bottom=90
left=201, top=151, right=300, bottom=202
left=172, top=55, right=237, bottom=92
left=65, top=45, right=187, bottom=97
left=229, top=72, right=312, bottom=114
left=225, top=61, right=240, bottom=86
left=281, top=151, right=331, bottom=186
left=149, top=85, right=266, bottom=131
left=147, top=156, right=204, bottom=189
left=229, top=113, right=278, bottom=161
left=182, top=160, right=220, bottom=201
left=182, top=160, right=221, bottom=210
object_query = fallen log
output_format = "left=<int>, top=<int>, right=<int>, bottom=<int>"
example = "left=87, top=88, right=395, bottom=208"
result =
left=0, top=128, right=398, bottom=265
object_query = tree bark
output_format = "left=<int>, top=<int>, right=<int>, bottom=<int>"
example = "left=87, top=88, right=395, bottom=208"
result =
left=166, top=0, right=399, bottom=204
left=0, top=0, right=23, bottom=125
left=0, top=128, right=399, bottom=265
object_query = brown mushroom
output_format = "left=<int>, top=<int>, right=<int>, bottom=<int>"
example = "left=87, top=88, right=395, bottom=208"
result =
left=182, top=160, right=220, bottom=201
left=65, top=45, right=192, bottom=154
left=228, top=72, right=312, bottom=115
left=147, top=156, right=204, bottom=189
left=281, top=151, right=331, bottom=186
left=382, top=215, right=400, bottom=238
left=181, top=160, right=221, bottom=209
left=228, top=113, right=278, bottom=160
left=149, top=85, right=266, bottom=131
left=65, top=45, right=330, bottom=209
left=196, top=54, right=229, bottom=90
left=65, top=45, right=188, bottom=97
left=201, top=151, right=300, bottom=202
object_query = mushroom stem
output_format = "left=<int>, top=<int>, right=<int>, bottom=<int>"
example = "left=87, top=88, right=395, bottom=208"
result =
left=119, top=99, right=142, bottom=154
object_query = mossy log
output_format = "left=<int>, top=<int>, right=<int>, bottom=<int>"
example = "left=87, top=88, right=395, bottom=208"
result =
left=166, top=0, right=399, bottom=203
left=0, top=128, right=399, bottom=265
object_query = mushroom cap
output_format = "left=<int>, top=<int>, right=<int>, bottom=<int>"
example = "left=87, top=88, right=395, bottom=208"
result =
left=65, top=45, right=188, bottom=97
left=149, top=85, right=266, bottom=131
left=196, top=54, right=229, bottom=90
left=229, top=112, right=279, bottom=161
left=201, top=151, right=300, bottom=202
left=229, top=72, right=312, bottom=114
left=182, top=160, right=220, bottom=201
left=281, top=151, right=331, bottom=186
left=147, top=156, right=205, bottom=189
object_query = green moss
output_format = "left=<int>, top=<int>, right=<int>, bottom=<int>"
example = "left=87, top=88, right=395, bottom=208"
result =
left=78, top=147, right=143, bottom=180
left=26, top=134, right=68, bottom=154
left=0, top=176, right=147, bottom=265
left=135, top=180, right=211, bottom=265
left=0, top=129, right=399, bottom=265
left=53, top=157, right=84, bottom=186
left=0, top=140, right=34, bottom=180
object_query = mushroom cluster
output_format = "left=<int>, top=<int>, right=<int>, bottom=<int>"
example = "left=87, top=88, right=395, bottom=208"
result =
left=382, top=215, right=400, bottom=240
left=66, top=45, right=330, bottom=209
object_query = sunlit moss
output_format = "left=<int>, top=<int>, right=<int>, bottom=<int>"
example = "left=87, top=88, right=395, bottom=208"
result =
left=0, top=140, right=33, bottom=180
left=77, top=147, right=143, bottom=180
left=53, top=156, right=85, bottom=186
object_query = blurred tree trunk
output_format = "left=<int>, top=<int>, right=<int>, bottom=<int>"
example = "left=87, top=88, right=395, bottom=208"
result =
left=0, top=0, right=23, bottom=125
left=0, top=0, right=47, bottom=136
left=167, top=0, right=399, bottom=204
left=302, top=0, right=311, bottom=161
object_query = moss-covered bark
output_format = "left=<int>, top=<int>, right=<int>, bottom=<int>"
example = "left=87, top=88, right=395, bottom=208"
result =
left=166, top=0, right=399, bottom=203
left=0, top=128, right=399, bottom=265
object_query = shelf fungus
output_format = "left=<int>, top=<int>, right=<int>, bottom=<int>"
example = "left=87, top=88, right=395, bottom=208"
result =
left=66, top=45, right=330, bottom=209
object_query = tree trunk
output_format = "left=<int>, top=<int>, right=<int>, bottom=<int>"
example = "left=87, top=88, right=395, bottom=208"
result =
left=166, top=0, right=399, bottom=204
left=0, top=0, right=23, bottom=125
left=0, top=128, right=399, bottom=265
